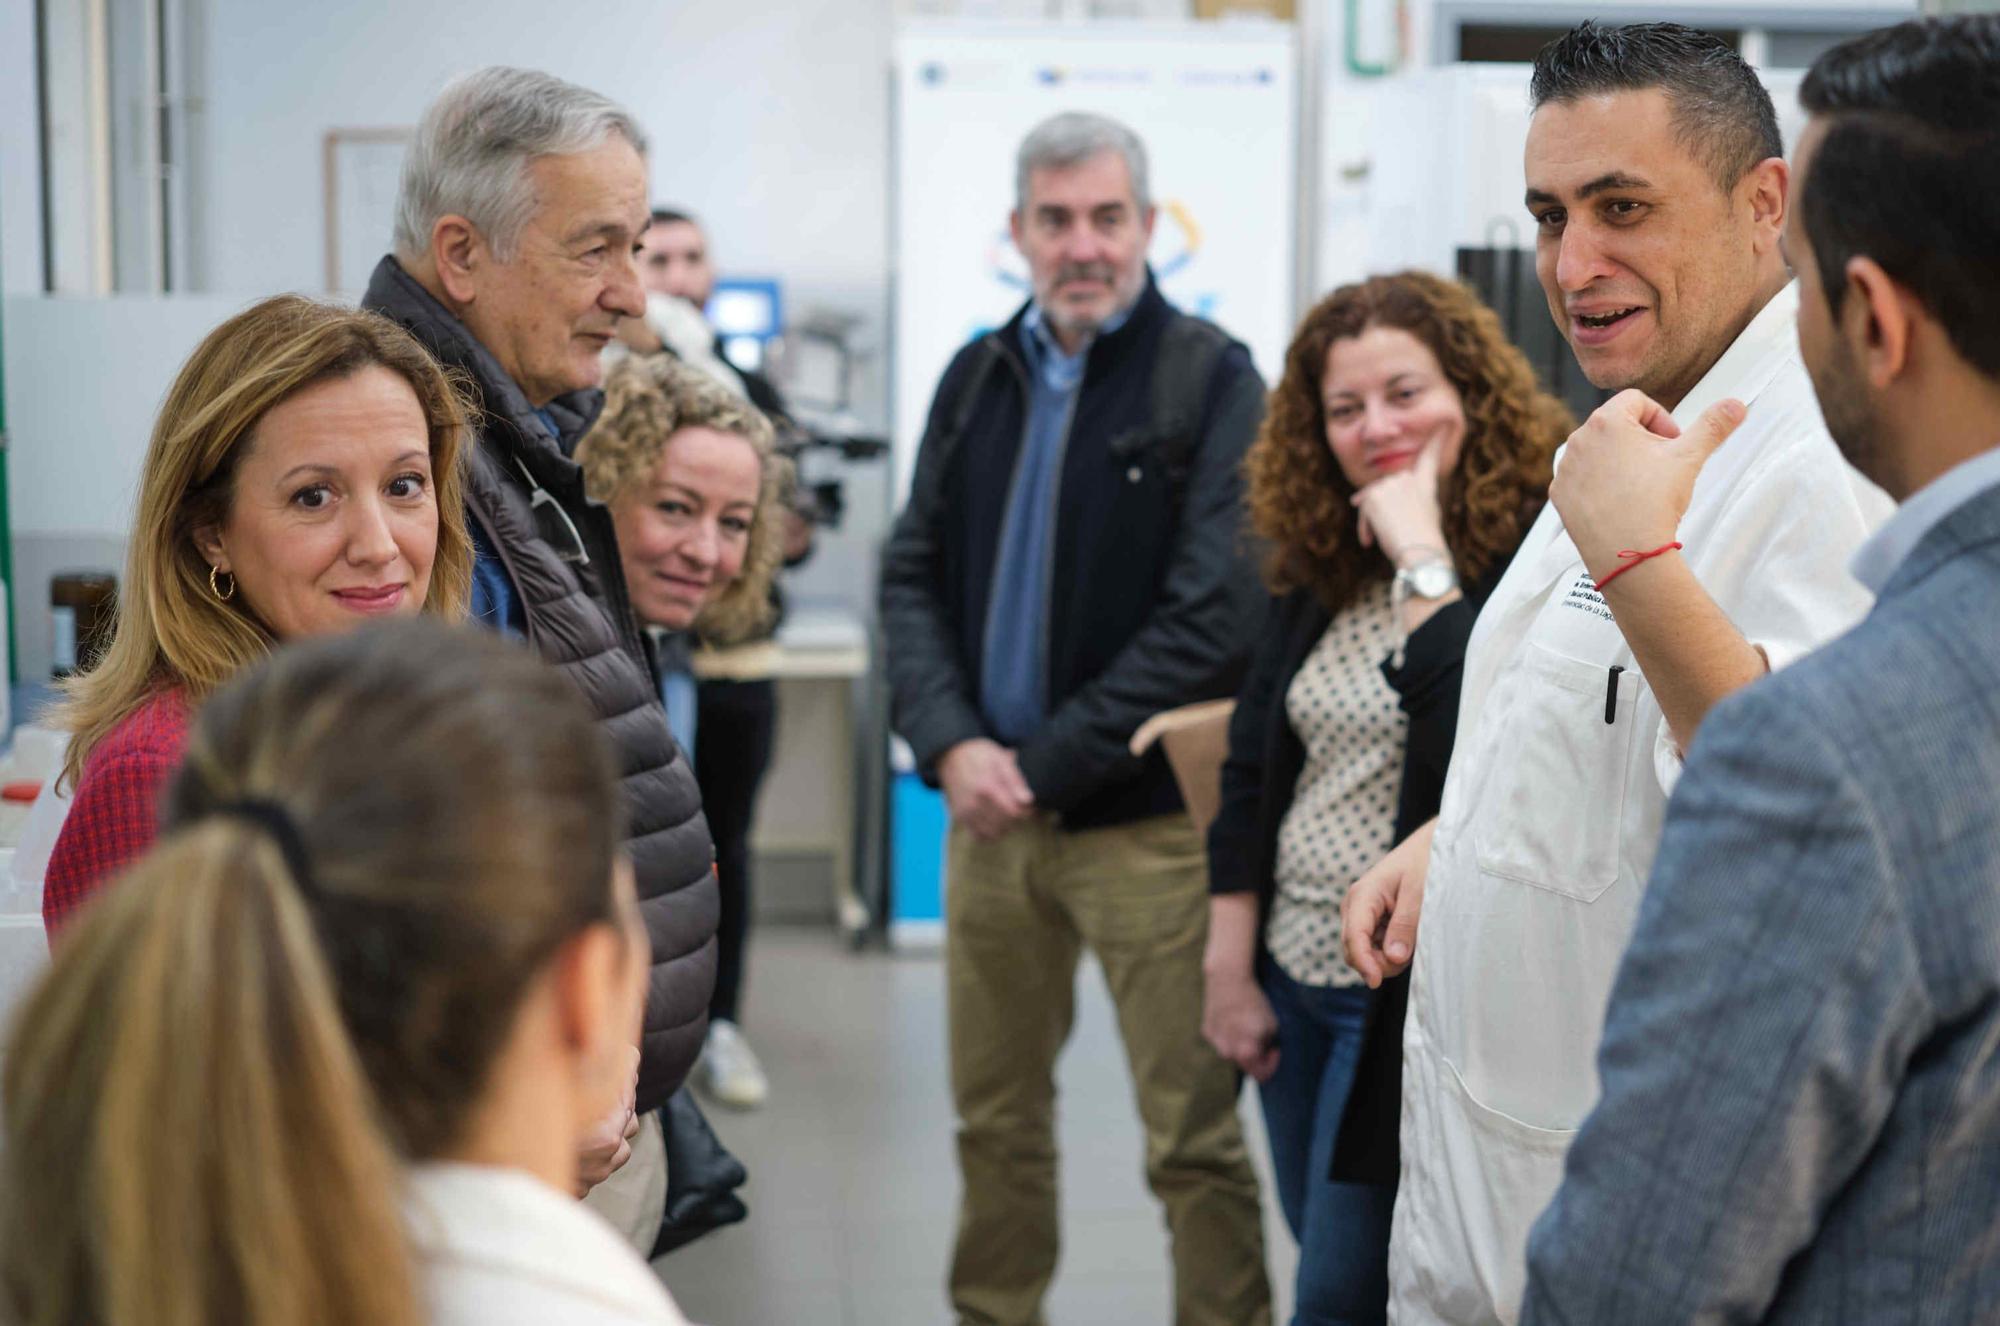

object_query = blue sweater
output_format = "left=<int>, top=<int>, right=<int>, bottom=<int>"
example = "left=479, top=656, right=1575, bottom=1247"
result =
left=978, top=301, right=1130, bottom=744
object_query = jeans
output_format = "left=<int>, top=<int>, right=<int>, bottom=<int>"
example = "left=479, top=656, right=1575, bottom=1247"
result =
left=1257, top=964, right=1393, bottom=1325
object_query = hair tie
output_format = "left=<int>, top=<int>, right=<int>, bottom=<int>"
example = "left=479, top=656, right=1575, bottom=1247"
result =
left=212, top=798, right=316, bottom=896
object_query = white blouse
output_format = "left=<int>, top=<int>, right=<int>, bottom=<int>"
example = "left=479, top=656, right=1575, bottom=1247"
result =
left=406, top=1162, right=693, bottom=1326
left=1267, top=579, right=1409, bottom=988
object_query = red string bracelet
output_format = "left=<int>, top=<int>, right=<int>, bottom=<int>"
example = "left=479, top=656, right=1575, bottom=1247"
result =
left=1594, top=541, right=1683, bottom=592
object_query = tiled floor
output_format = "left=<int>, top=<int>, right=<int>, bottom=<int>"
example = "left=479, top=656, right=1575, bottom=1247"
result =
left=655, top=926, right=1297, bottom=1326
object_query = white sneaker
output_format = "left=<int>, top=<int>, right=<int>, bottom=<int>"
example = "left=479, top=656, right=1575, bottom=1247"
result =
left=697, top=1019, right=769, bottom=1110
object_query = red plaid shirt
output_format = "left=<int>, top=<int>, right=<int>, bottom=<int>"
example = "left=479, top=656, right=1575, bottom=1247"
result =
left=43, top=691, right=191, bottom=936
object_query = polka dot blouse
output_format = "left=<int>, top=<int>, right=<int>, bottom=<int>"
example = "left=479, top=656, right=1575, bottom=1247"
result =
left=1268, top=580, right=1410, bottom=988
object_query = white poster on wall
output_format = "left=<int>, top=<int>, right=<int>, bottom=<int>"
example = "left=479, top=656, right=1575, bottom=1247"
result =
left=891, top=22, right=1297, bottom=501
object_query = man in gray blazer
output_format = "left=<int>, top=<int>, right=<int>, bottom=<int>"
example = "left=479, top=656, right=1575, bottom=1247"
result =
left=1521, top=15, right=2000, bottom=1322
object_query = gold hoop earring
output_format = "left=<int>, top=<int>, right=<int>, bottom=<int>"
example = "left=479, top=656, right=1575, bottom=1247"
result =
left=209, top=565, right=236, bottom=602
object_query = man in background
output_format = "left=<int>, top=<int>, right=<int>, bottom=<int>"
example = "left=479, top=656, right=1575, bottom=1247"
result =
left=626, top=206, right=790, bottom=423
left=881, top=111, right=1270, bottom=1325
left=1523, top=17, right=2000, bottom=1320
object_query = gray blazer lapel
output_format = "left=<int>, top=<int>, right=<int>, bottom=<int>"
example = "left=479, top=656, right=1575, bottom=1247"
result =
left=1880, top=479, right=2000, bottom=603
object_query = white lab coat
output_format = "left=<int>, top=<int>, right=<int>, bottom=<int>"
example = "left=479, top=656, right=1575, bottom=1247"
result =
left=407, top=1162, right=693, bottom=1326
left=1388, top=284, right=1894, bottom=1325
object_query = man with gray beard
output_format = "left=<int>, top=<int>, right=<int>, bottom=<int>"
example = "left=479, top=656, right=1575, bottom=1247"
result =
left=881, top=111, right=1271, bottom=1324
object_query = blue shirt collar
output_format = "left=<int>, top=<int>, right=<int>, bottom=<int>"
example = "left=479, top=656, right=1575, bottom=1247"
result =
left=1021, top=298, right=1134, bottom=392
left=1851, top=444, right=2000, bottom=593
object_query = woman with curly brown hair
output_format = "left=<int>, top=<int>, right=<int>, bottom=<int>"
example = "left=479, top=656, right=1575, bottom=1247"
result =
left=1202, top=271, right=1568, bottom=1323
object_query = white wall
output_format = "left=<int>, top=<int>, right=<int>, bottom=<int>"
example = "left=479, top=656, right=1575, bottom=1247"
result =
left=0, top=0, right=46, bottom=294
left=3, top=292, right=261, bottom=676
left=4, top=293, right=255, bottom=539
left=195, top=0, right=894, bottom=315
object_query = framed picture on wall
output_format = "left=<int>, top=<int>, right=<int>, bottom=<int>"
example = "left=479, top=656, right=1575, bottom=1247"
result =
left=323, top=128, right=412, bottom=294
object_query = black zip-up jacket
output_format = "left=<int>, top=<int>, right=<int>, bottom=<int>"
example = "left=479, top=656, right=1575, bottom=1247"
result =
left=881, top=277, right=1266, bottom=829
left=364, top=257, right=718, bottom=1112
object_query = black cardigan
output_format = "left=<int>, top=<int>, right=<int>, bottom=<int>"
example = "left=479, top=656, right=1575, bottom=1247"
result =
left=1207, top=549, right=1518, bottom=1185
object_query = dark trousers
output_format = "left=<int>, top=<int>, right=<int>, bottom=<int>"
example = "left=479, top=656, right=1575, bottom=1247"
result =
left=694, top=676, right=777, bottom=1025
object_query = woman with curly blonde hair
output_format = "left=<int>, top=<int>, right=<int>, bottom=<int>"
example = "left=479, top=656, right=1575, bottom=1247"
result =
left=579, top=353, right=787, bottom=1111
left=581, top=355, right=786, bottom=647
left=1202, top=271, right=1568, bottom=1321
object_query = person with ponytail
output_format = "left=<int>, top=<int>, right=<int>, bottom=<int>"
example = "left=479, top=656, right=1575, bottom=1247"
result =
left=1, top=620, right=690, bottom=1326
left=41, top=294, right=475, bottom=935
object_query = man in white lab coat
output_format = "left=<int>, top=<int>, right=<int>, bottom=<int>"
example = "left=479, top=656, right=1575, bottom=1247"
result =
left=1340, top=22, right=1893, bottom=1324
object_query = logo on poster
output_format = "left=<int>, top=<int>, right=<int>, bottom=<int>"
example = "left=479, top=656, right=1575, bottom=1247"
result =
left=1035, top=66, right=1151, bottom=87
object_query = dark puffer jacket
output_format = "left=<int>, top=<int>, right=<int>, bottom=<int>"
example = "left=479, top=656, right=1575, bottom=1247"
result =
left=364, top=257, right=717, bottom=1111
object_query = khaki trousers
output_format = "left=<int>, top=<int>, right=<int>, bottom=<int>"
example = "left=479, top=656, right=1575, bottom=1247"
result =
left=581, top=1108, right=668, bottom=1254
left=946, top=813, right=1271, bottom=1326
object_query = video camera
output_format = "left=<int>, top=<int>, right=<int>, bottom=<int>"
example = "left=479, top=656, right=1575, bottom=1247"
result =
left=772, top=426, right=888, bottom=531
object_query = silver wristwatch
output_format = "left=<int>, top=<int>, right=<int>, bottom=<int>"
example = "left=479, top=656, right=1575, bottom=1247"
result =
left=1394, top=555, right=1459, bottom=600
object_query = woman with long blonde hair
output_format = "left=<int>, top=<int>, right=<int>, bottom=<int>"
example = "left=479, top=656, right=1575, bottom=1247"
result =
left=1203, top=272, right=1569, bottom=1321
left=2, top=620, right=690, bottom=1326
left=40, top=294, right=473, bottom=934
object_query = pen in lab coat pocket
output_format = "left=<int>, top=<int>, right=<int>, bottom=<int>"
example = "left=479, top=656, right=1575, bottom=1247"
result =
left=1605, top=664, right=1624, bottom=725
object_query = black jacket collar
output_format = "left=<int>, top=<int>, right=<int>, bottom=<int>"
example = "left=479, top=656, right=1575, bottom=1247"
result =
left=361, top=255, right=603, bottom=458
left=996, top=268, right=1173, bottom=381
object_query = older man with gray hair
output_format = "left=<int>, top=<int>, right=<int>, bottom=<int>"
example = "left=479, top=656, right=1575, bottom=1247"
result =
left=362, top=67, right=719, bottom=1250
left=882, top=110, right=1271, bottom=1324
